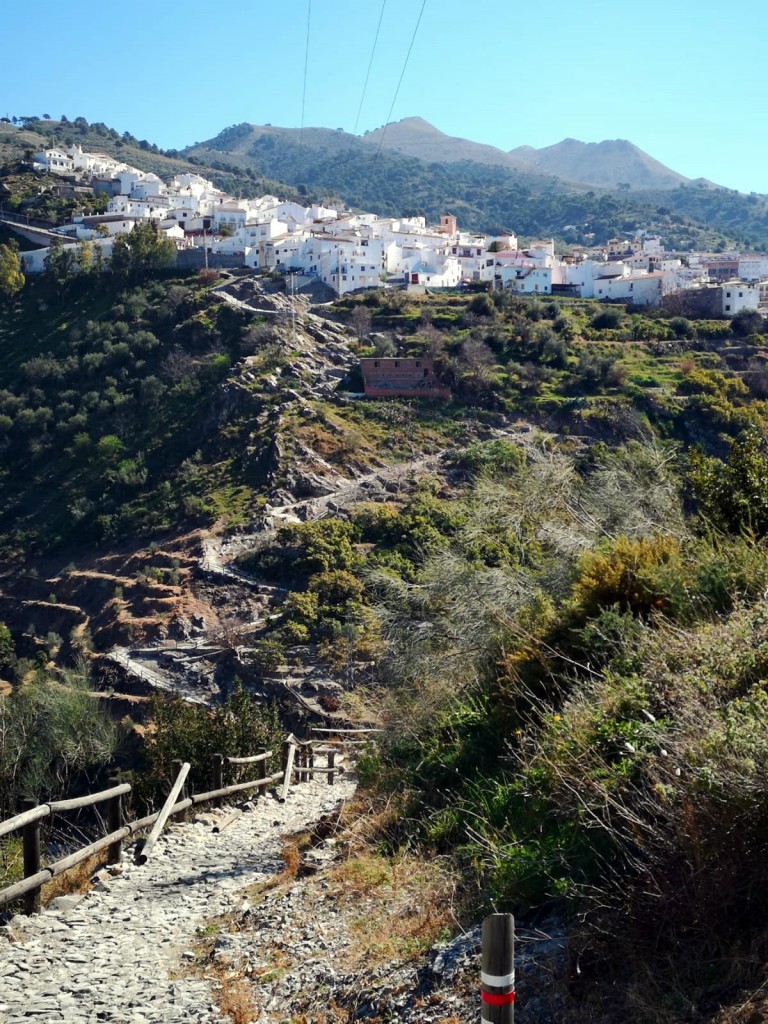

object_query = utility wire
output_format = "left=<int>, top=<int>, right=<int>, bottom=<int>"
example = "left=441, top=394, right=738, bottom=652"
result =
left=297, top=0, right=312, bottom=179
left=374, top=0, right=428, bottom=162
left=337, top=0, right=388, bottom=196
left=352, top=0, right=388, bottom=137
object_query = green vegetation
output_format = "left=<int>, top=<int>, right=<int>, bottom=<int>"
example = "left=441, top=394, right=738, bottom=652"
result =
left=0, top=268, right=282, bottom=556
left=0, top=659, right=121, bottom=820
left=133, top=685, right=283, bottom=811
left=301, top=435, right=768, bottom=1021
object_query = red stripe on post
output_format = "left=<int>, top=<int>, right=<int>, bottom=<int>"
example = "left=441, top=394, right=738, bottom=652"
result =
left=482, top=991, right=516, bottom=1006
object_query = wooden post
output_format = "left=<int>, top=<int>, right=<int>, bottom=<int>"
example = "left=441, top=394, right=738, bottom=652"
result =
left=21, top=798, right=42, bottom=915
left=279, top=740, right=297, bottom=803
left=256, top=747, right=267, bottom=801
left=212, top=753, right=224, bottom=808
left=106, top=777, right=123, bottom=865
left=327, top=750, right=335, bottom=786
left=171, top=758, right=188, bottom=818
left=481, top=913, right=515, bottom=1023
left=307, top=743, right=315, bottom=782
left=135, top=762, right=191, bottom=865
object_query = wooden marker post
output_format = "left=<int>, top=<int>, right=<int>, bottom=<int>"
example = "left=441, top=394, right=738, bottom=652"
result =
left=481, top=913, right=515, bottom=1023
left=327, top=750, right=336, bottom=786
left=21, top=798, right=42, bottom=915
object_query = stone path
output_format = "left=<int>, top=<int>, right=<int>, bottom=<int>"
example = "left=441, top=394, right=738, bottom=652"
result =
left=0, top=776, right=354, bottom=1024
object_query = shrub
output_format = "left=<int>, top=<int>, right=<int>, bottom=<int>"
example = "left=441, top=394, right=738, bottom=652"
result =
left=452, top=439, right=524, bottom=476
left=569, top=534, right=682, bottom=621
left=136, top=685, right=282, bottom=809
left=591, top=307, right=623, bottom=330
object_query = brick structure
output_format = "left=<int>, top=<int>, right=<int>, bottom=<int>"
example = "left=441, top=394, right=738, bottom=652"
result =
left=360, top=357, right=450, bottom=399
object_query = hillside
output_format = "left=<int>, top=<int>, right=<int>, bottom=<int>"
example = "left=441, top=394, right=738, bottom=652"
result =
left=0, top=118, right=298, bottom=204
left=7, top=246, right=768, bottom=1020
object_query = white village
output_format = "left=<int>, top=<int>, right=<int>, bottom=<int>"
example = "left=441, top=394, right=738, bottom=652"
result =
left=7, top=142, right=768, bottom=318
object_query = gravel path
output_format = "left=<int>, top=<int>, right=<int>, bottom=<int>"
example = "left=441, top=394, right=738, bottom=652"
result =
left=0, top=776, right=355, bottom=1024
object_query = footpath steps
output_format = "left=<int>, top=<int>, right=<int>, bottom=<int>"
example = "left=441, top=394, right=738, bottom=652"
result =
left=0, top=775, right=355, bottom=1024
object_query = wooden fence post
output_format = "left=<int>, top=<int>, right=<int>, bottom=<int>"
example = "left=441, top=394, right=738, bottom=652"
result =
left=327, top=750, right=335, bottom=786
left=257, top=747, right=267, bottom=800
left=21, top=798, right=42, bottom=915
left=307, top=743, right=315, bottom=782
left=279, top=739, right=297, bottom=803
left=106, top=777, right=123, bottom=865
left=212, top=753, right=224, bottom=808
left=481, top=913, right=515, bottom=1023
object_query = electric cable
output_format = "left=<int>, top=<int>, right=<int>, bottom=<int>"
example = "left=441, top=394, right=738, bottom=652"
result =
left=373, top=0, right=428, bottom=162
left=297, top=0, right=312, bottom=180
left=352, top=0, right=388, bottom=138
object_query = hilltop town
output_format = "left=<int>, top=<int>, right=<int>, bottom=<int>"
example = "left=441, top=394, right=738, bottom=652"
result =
left=7, top=143, right=766, bottom=319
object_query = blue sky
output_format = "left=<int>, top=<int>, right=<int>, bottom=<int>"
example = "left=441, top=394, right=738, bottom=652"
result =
left=1, top=0, right=765, bottom=193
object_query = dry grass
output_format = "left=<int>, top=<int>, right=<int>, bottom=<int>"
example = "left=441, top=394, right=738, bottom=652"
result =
left=214, top=972, right=258, bottom=1024
left=325, top=849, right=456, bottom=967
left=41, top=849, right=109, bottom=905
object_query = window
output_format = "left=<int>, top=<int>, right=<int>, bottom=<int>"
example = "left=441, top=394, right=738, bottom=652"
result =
left=725, top=304, right=731, bottom=311
left=395, top=360, right=400, bottom=367
left=374, top=361, right=379, bottom=367
left=726, top=291, right=731, bottom=298
left=416, top=361, right=421, bottom=367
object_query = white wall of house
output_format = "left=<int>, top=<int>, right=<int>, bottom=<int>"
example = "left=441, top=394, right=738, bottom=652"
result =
left=722, top=281, right=760, bottom=315
left=405, top=255, right=462, bottom=289
left=502, top=266, right=553, bottom=294
left=738, top=256, right=768, bottom=281
left=593, top=273, right=666, bottom=306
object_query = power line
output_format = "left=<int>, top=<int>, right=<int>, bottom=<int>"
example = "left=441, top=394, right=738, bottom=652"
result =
left=336, top=0, right=389, bottom=196
left=297, top=0, right=312, bottom=179
left=374, top=0, right=428, bottom=162
left=352, top=0, right=388, bottom=138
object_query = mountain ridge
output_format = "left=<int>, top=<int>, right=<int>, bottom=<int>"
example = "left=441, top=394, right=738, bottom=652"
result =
left=362, top=116, right=693, bottom=191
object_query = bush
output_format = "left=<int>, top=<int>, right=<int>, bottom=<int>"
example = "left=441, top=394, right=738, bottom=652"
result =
left=591, top=307, right=623, bottom=330
left=0, top=661, right=120, bottom=819
left=452, top=439, right=524, bottom=476
left=136, top=684, right=282, bottom=809
left=569, top=534, right=682, bottom=621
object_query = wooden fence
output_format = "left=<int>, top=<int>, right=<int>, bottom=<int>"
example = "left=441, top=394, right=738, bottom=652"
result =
left=0, top=730, right=356, bottom=917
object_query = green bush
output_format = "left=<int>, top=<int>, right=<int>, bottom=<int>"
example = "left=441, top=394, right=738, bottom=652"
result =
left=135, top=684, right=282, bottom=809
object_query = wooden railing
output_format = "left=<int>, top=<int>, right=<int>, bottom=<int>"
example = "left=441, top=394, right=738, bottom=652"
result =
left=0, top=731, right=351, bottom=916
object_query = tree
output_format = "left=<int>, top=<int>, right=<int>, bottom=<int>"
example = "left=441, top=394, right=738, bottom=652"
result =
left=76, top=240, right=93, bottom=275
left=110, top=223, right=175, bottom=280
left=350, top=304, right=372, bottom=340
left=690, top=430, right=768, bottom=536
left=0, top=242, right=24, bottom=299
left=109, top=234, right=132, bottom=277
left=43, top=236, right=75, bottom=296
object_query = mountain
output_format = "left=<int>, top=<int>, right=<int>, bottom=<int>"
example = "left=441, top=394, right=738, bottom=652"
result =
left=510, top=137, right=691, bottom=190
left=360, top=116, right=536, bottom=174
left=361, top=118, right=691, bottom=191
left=186, top=123, right=758, bottom=249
